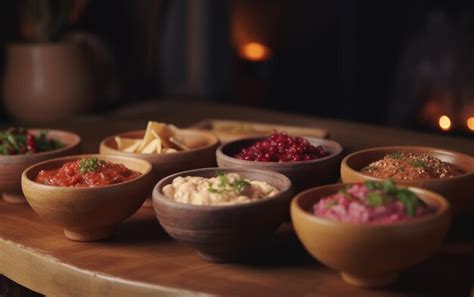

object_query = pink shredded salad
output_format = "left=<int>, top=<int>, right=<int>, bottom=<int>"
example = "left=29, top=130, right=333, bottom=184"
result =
left=313, top=181, right=434, bottom=224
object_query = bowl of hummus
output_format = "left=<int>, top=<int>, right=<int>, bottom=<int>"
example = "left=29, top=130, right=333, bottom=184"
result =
left=341, top=146, right=474, bottom=214
left=152, top=167, right=292, bottom=262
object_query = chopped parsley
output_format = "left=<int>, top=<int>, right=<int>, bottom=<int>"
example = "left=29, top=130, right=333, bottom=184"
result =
left=411, top=159, right=426, bottom=168
left=366, top=192, right=384, bottom=206
left=364, top=179, right=424, bottom=217
left=388, top=152, right=404, bottom=159
left=207, top=171, right=250, bottom=194
left=79, top=157, right=105, bottom=174
left=364, top=180, right=383, bottom=190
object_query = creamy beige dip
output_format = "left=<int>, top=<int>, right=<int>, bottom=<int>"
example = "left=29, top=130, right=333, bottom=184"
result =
left=162, top=173, right=279, bottom=206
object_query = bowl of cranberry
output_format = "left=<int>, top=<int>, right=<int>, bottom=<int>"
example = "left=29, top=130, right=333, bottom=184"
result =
left=216, top=131, right=343, bottom=193
left=0, top=127, right=81, bottom=204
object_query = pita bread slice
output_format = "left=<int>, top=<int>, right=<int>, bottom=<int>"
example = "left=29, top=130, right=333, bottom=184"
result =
left=123, top=140, right=142, bottom=153
left=141, top=138, right=159, bottom=154
left=137, top=121, right=167, bottom=151
left=151, top=130, right=163, bottom=153
left=115, top=136, right=141, bottom=150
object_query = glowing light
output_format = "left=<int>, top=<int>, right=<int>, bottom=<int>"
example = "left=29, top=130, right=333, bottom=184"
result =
left=467, top=117, right=474, bottom=131
left=438, top=115, right=452, bottom=131
left=240, top=42, right=271, bottom=62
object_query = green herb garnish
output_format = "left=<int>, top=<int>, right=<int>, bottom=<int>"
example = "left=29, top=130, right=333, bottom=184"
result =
left=363, top=179, right=424, bottom=217
left=388, top=152, right=403, bottom=159
left=233, top=179, right=251, bottom=194
left=366, top=192, right=384, bottom=206
left=411, top=159, right=425, bottom=168
left=79, top=157, right=104, bottom=174
left=395, top=189, right=421, bottom=217
left=207, top=171, right=250, bottom=194
left=325, top=200, right=339, bottom=209
left=364, top=180, right=382, bottom=190
left=382, top=179, right=395, bottom=194
left=35, top=130, right=63, bottom=152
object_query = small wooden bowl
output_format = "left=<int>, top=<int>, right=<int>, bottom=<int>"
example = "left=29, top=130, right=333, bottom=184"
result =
left=340, top=146, right=474, bottom=213
left=291, top=183, right=451, bottom=288
left=216, top=137, right=343, bottom=193
left=21, top=154, right=153, bottom=241
left=0, top=129, right=81, bottom=204
left=99, top=129, right=220, bottom=207
left=152, top=167, right=292, bottom=262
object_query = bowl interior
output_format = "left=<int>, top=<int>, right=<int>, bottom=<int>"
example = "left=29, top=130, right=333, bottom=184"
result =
left=102, top=129, right=218, bottom=155
left=24, top=154, right=152, bottom=187
left=344, top=146, right=474, bottom=179
left=0, top=129, right=81, bottom=159
left=294, top=183, right=449, bottom=226
left=220, top=137, right=343, bottom=165
left=154, top=167, right=292, bottom=210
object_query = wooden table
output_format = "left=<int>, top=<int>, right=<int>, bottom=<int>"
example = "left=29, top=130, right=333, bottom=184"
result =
left=1, top=100, right=473, bottom=297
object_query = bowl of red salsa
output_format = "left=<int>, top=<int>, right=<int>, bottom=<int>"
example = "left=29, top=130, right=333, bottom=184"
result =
left=291, top=181, right=451, bottom=288
left=0, top=128, right=81, bottom=204
left=21, top=154, right=153, bottom=241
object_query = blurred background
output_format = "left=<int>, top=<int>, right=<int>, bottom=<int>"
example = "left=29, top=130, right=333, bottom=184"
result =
left=0, top=0, right=474, bottom=137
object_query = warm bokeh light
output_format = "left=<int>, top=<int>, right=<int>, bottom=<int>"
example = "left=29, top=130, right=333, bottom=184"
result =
left=438, top=115, right=452, bottom=131
left=467, top=117, right=474, bottom=131
left=240, top=42, right=271, bottom=62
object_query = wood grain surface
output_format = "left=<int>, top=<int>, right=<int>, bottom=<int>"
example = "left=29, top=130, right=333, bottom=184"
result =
left=0, top=100, right=473, bottom=296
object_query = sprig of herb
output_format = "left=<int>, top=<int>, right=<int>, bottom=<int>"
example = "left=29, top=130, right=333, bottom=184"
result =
left=36, top=130, right=63, bottom=152
left=364, top=180, right=383, bottom=190
left=363, top=179, right=424, bottom=217
left=79, top=157, right=104, bottom=174
left=395, top=189, right=423, bottom=217
left=366, top=192, right=384, bottom=206
left=207, top=171, right=250, bottom=194
left=411, top=159, right=425, bottom=168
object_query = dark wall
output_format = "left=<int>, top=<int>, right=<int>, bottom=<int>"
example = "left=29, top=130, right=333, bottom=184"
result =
left=1, top=0, right=473, bottom=132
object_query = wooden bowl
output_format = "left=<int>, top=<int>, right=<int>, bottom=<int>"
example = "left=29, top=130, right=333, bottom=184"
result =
left=0, top=129, right=81, bottom=204
left=99, top=129, right=220, bottom=207
left=152, top=167, right=292, bottom=262
left=291, top=183, right=451, bottom=288
left=340, top=146, right=474, bottom=213
left=216, top=137, right=343, bottom=193
left=21, top=154, right=153, bottom=241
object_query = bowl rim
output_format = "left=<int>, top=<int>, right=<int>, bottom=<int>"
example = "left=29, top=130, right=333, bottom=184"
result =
left=291, top=182, right=450, bottom=229
left=216, top=136, right=343, bottom=166
left=99, top=128, right=220, bottom=157
left=341, top=145, right=474, bottom=182
left=22, top=154, right=153, bottom=191
left=0, top=128, right=81, bottom=159
left=153, top=167, right=292, bottom=210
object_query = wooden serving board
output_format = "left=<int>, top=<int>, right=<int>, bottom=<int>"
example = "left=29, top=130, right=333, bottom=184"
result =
left=191, top=119, right=329, bottom=143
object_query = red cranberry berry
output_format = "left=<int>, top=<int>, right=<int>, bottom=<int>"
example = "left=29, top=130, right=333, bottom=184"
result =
left=235, top=131, right=328, bottom=162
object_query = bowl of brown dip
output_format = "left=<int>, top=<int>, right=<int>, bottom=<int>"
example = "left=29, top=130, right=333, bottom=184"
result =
left=341, top=146, right=474, bottom=214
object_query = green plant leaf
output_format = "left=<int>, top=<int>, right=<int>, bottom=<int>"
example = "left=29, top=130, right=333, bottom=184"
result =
left=366, top=192, right=384, bottom=206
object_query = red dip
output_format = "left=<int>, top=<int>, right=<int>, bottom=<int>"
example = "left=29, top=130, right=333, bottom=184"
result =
left=235, top=131, right=328, bottom=162
left=35, top=157, right=141, bottom=187
left=313, top=180, right=434, bottom=224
